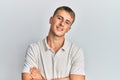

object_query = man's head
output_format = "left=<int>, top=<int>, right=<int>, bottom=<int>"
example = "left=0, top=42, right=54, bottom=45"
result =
left=49, top=6, right=75, bottom=37
left=53, top=6, right=75, bottom=24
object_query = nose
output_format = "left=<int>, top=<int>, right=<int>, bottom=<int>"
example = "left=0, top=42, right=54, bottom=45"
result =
left=60, top=21, right=65, bottom=27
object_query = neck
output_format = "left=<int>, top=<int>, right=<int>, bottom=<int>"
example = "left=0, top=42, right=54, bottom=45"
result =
left=47, top=36, right=64, bottom=53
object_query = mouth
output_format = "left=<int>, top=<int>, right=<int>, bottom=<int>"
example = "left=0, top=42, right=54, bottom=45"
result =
left=56, top=26, right=63, bottom=32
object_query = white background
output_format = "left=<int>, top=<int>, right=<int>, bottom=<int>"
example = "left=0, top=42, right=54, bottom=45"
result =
left=0, top=0, right=120, bottom=80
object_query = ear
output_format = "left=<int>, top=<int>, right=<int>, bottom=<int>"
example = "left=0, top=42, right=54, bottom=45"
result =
left=49, top=17, right=53, bottom=24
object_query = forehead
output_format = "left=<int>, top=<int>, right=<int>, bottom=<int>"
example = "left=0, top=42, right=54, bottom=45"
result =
left=54, top=10, right=74, bottom=22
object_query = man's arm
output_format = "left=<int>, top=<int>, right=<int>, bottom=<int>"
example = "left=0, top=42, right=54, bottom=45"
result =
left=22, top=73, right=32, bottom=80
left=22, top=67, right=43, bottom=80
left=70, top=74, right=85, bottom=80
left=26, top=67, right=85, bottom=80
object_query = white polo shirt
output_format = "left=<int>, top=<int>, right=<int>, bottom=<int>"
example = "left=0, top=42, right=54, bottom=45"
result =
left=23, top=38, right=85, bottom=79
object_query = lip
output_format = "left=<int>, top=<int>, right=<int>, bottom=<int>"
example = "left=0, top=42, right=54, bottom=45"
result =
left=56, top=26, right=63, bottom=32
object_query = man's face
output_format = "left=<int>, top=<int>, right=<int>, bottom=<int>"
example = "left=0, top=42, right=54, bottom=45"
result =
left=49, top=10, right=74, bottom=37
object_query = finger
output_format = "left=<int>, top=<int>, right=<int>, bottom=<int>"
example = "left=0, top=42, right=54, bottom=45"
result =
left=30, top=67, right=37, bottom=73
left=30, top=67, right=43, bottom=80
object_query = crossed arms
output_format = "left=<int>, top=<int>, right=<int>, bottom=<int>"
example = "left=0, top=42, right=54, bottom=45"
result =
left=22, top=67, right=85, bottom=80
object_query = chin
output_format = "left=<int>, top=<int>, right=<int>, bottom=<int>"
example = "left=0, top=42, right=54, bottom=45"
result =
left=56, top=34, right=65, bottom=37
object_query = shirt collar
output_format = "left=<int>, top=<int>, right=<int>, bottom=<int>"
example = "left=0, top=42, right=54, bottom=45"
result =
left=43, top=37, right=69, bottom=52
left=61, top=39, right=69, bottom=51
left=44, top=37, right=51, bottom=51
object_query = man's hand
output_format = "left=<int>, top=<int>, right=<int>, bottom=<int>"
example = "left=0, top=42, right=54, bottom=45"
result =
left=22, top=67, right=43, bottom=80
left=30, top=67, right=43, bottom=80
left=70, top=74, right=85, bottom=80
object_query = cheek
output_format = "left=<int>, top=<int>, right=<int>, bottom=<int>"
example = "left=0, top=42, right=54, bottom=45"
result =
left=51, top=20, right=58, bottom=26
left=65, top=27, right=71, bottom=33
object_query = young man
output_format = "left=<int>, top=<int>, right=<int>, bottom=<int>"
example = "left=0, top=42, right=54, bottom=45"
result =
left=22, top=6, right=85, bottom=80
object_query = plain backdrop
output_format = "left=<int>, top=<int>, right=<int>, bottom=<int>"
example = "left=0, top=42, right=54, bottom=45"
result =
left=0, top=0, right=120, bottom=80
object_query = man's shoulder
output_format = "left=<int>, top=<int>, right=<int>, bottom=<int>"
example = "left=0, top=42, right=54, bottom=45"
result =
left=67, top=40, right=84, bottom=58
left=66, top=39, right=81, bottom=49
left=28, top=39, right=45, bottom=49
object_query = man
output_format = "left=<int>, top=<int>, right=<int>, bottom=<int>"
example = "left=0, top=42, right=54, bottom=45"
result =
left=22, top=6, right=85, bottom=80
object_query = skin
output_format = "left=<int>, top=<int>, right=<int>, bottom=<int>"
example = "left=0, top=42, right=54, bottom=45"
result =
left=22, top=9, right=85, bottom=80
left=22, top=67, right=43, bottom=80
left=47, top=9, right=73, bottom=53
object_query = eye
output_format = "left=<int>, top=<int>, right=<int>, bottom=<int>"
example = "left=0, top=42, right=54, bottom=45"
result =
left=66, top=21, right=71, bottom=26
left=57, top=16, right=62, bottom=20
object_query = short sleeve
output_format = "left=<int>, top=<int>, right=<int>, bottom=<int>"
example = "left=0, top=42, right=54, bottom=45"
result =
left=22, top=44, right=38, bottom=73
left=70, top=48, right=85, bottom=75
